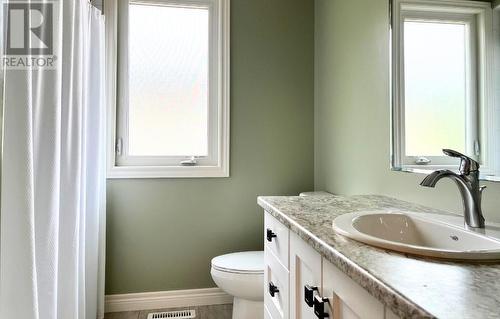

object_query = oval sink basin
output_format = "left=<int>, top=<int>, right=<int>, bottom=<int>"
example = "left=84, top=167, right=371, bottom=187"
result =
left=333, top=211, right=500, bottom=260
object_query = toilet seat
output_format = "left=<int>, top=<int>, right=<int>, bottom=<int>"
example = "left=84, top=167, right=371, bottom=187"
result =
left=211, top=251, right=264, bottom=274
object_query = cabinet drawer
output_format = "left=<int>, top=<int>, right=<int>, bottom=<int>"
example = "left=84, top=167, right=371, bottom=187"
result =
left=264, top=248, right=289, bottom=319
left=264, top=212, right=289, bottom=269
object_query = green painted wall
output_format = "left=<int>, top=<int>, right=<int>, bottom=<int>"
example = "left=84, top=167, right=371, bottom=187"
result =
left=314, top=0, right=500, bottom=223
left=105, top=0, right=315, bottom=294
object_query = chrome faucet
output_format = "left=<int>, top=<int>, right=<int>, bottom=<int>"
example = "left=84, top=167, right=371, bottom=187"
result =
left=420, top=149, right=486, bottom=229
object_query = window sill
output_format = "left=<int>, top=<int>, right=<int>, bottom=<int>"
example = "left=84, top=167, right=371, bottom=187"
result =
left=392, top=165, right=455, bottom=177
left=393, top=165, right=499, bottom=181
left=107, top=165, right=229, bottom=179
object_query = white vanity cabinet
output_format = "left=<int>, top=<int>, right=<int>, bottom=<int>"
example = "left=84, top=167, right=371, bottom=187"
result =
left=290, top=231, right=322, bottom=319
left=264, top=212, right=401, bottom=319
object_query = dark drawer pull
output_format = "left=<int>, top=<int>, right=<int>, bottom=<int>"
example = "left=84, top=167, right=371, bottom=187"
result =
left=304, top=285, right=318, bottom=307
left=314, top=295, right=329, bottom=318
left=268, top=282, right=279, bottom=297
left=266, top=228, right=277, bottom=242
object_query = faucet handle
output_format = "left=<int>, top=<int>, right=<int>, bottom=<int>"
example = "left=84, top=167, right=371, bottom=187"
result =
left=442, top=149, right=479, bottom=175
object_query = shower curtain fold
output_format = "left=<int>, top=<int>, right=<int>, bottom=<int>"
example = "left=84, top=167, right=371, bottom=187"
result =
left=0, top=1, right=106, bottom=318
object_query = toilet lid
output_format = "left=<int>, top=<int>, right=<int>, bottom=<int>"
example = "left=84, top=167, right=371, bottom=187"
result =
left=211, top=251, right=264, bottom=274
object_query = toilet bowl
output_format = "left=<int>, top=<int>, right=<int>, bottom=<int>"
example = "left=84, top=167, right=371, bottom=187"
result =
left=211, top=251, right=264, bottom=319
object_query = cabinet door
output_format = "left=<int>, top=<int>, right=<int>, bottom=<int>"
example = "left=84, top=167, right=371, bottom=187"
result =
left=264, top=248, right=290, bottom=319
left=264, top=305, right=274, bottom=319
left=290, top=232, right=322, bottom=319
left=323, top=260, right=385, bottom=319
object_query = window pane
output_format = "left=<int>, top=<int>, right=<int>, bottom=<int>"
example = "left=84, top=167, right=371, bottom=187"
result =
left=404, top=21, right=467, bottom=156
left=128, top=3, right=209, bottom=156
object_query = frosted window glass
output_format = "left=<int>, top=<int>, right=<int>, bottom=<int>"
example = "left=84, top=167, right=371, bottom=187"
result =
left=404, top=21, right=467, bottom=156
left=128, top=4, right=209, bottom=156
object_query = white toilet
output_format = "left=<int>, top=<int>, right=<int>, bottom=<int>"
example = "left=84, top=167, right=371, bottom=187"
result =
left=211, top=251, right=264, bottom=319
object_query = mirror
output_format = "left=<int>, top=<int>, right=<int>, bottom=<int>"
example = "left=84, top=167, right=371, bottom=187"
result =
left=390, top=0, right=500, bottom=181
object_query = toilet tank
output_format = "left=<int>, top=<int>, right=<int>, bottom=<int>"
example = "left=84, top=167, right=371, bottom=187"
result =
left=299, top=191, right=332, bottom=197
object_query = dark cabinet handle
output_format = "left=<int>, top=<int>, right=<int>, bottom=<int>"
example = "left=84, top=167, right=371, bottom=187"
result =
left=266, top=228, right=277, bottom=242
left=314, top=295, right=329, bottom=318
left=268, top=282, right=279, bottom=297
left=304, top=285, right=318, bottom=307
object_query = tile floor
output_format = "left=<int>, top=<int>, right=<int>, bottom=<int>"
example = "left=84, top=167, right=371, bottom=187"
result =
left=104, top=304, right=233, bottom=319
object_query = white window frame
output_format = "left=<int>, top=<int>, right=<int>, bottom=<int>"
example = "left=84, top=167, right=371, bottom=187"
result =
left=391, top=0, right=494, bottom=173
left=105, top=0, right=230, bottom=178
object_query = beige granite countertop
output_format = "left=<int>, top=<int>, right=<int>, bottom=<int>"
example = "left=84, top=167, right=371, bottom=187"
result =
left=257, top=194, right=500, bottom=319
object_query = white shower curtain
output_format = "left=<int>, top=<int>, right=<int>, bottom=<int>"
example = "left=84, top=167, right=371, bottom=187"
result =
left=0, top=1, right=106, bottom=319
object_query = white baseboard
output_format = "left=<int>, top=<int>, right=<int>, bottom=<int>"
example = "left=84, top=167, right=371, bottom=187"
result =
left=105, top=287, right=233, bottom=313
